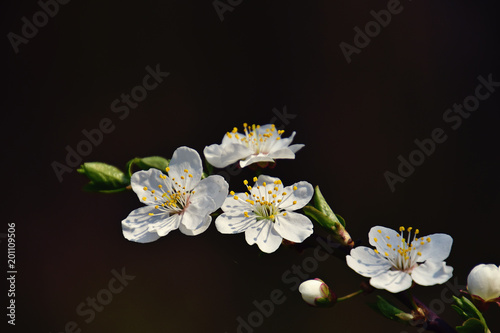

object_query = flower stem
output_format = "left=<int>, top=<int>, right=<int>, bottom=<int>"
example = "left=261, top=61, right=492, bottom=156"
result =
left=337, top=289, right=364, bottom=302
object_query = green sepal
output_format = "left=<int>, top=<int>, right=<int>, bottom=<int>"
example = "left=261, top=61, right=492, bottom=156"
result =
left=456, top=318, right=489, bottom=333
left=369, top=295, right=408, bottom=323
left=313, top=186, right=345, bottom=227
left=77, top=162, right=129, bottom=193
left=135, top=156, right=170, bottom=172
left=452, top=296, right=488, bottom=331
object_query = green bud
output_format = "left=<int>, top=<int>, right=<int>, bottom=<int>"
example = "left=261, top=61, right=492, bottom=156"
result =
left=303, top=205, right=353, bottom=247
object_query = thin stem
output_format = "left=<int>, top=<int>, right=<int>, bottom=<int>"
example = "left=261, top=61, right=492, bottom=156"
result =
left=337, top=289, right=364, bottom=302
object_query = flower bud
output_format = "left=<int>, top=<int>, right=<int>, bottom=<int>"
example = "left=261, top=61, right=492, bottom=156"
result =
left=298, top=278, right=336, bottom=307
left=467, top=264, right=500, bottom=307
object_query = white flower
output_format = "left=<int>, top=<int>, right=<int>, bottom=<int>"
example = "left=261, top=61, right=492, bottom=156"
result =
left=346, top=226, right=453, bottom=293
left=203, top=123, right=304, bottom=168
left=121, top=146, right=228, bottom=243
left=215, top=175, right=314, bottom=253
left=299, top=279, right=334, bottom=307
left=467, top=264, right=500, bottom=303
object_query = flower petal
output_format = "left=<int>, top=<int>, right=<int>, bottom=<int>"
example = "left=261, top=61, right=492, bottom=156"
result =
left=239, top=155, right=275, bottom=168
left=121, top=206, right=162, bottom=243
left=255, top=175, right=282, bottom=187
left=193, top=175, right=229, bottom=209
left=273, top=211, right=313, bottom=243
left=368, top=226, right=400, bottom=253
left=267, top=148, right=296, bottom=160
left=288, top=144, right=305, bottom=153
left=180, top=196, right=216, bottom=230
left=277, top=181, right=314, bottom=211
left=412, top=233, right=453, bottom=263
left=155, top=214, right=182, bottom=237
left=221, top=194, right=253, bottom=212
left=411, top=260, right=453, bottom=286
left=346, top=246, right=392, bottom=277
left=168, top=146, right=203, bottom=189
left=131, top=168, right=171, bottom=205
left=245, top=219, right=282, bottom=253
left=179, top=215, right=212, bottom=236
left=204, top=143, right=252, bottom=168
left=370, top=270, right=413, bottom=293
left=215, top=211, right=255, bottom=234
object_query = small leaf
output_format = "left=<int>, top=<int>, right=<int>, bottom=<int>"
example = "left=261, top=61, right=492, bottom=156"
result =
left=78, top=163, right=128, bottom=187
left=313, top=186, right=344, bottom=226
left=370, top=295, right=408, bottom=323
left=456, top=318, right=488, bottom=333
left=135, top=156, right=170, bottom=172
left=453, top=296, right=486, bottom=323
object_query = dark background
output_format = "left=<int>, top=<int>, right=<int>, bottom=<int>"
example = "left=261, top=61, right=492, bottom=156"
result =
left=3, top=0, right=500, bottom=332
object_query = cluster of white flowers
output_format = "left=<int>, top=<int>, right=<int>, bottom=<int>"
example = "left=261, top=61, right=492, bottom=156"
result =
left=122, top=124, right=311, bottom=253
left=119, top=123, right=499, bottom=313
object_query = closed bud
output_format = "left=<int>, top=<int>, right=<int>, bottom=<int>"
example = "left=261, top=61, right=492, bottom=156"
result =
left=298, top=278, right=336, bottom=307
left=467, top=264, right=500, bottom=309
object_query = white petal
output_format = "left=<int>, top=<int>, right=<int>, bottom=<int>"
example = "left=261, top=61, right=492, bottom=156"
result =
left=204, top=143, right=252, bottom=168
left=267, top=148, right=296, bottom=160
left=273, top=212, right=313, bottom=243
left=180, top=196, right=216, bottom=230
left=288, top=144, right=305, bottom=153
left=255, top=175, right=282, bottom=187
left=155, top=214, right=182, bottom=237
left=411, top=261, right=453, bottom=286
left=131, top=168, right=171, bottom=205
left=239, top=154, right=275, bottom=168
left=121, top=206, right=162, bottom=243
left=179, top=215, right=212, bottom=236
left=278, top=181, right=314, bottom=211
left=299, top=279, right=324, bottom=305
left=346, top=246, right=392, bottom=277
left=245, top=220, right=283, bottom=253
left=221, top=194, right=252, bottom=212
left=215, top=211, right=255, bottom=234
left=270, top=131, right=297, bottom=151
left=368, top=226, right=400, bottom=253
left=192, top=175, right=229, bottom=209
left=370, top=270, right=413, bottom=293
left=467, top=264, right=500, bottom=301
left=168, top=146, right=203, bottom=189
left=412, top=233, right=453, bottom=263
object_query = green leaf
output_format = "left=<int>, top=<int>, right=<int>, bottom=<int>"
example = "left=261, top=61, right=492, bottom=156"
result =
left=370, top=295, right=408, bottom=323
left=78, top=162, right=129, bottom=193
left=452, top=296, right=486, bottom=323
left=456, top=318, right=489, bottom=333
left=313, top=186, right=345, bottom=226
left=135, top=156, right=170, bottom=172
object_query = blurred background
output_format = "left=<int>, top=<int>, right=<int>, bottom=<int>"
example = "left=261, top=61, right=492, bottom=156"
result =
left=2, top=0, right=500, bottom=332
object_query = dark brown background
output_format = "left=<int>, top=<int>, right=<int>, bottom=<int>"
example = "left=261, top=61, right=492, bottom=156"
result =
left=3, top=0, right=500, bottom=332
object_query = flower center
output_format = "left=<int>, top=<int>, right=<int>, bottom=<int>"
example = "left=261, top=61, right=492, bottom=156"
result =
left=226, top=123, right=285, bottom=154
left=142, top=168, right=195, bottom=216
left=374, top=226, right=430, bottom=272
left=230, top=177, right=300, bottom=222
